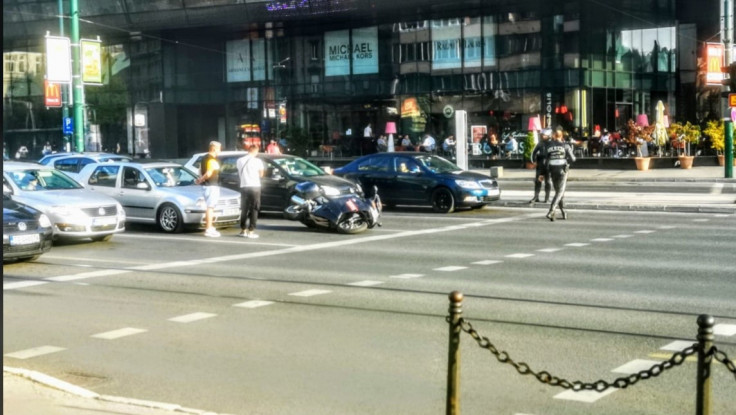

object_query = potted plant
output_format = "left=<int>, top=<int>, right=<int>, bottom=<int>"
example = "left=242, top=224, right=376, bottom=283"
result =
left=704, top=119, right=735, bottom=166
left=668, top=121, right=700, bottom=169
left=523, top=131, right=536, bottom=169
left=624, top=119, right=650, bottom=170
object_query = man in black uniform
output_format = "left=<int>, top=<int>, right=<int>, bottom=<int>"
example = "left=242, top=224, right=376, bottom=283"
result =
left=544, top=128, right=576, bottom=221
left=529, top=129, right=552, bottom=203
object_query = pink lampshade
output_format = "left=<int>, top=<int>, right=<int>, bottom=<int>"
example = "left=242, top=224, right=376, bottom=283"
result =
left=662, top=115, right=669, bottom=128
left=527, top=116, right=541, bottom=131
left=636, top=114, right=649, bottom=127
left=385, top=121, right=397, bottom=134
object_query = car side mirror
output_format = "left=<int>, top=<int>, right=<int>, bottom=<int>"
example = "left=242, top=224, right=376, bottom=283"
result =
left=271, top=171, right=284, bottom=181
left=136, top=182, right=151, bottom=190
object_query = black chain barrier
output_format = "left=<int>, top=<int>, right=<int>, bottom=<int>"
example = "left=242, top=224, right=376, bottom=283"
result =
left=452, top=316, right=703, bottom=392
left=713, top=346, right=736, bottom=380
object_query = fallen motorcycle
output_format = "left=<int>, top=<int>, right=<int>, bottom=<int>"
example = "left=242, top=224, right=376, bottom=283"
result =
left=284, top=181, right=381, bottom=234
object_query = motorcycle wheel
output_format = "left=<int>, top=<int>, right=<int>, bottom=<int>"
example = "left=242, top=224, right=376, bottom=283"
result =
left=336, top=213, right=369, bottom=234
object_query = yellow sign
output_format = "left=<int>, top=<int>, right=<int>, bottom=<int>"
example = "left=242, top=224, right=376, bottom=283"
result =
left=705, top=43, right=724, bottom=86
left=730, top=93, right=736, bottom=108
left=81, top=39, right=102, bottom=84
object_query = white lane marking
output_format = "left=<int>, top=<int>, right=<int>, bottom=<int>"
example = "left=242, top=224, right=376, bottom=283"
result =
left=3, top=281, right=49, bottom=290
left=612, top=234, right=633, bottom=238
left=714, top=324, right=736, bottom=336
left=472, top=260, right=503, bottom=265
left=233, top=300, right=274, bottom=309
left=4, top=346, right=66, bottom=360
left=660, top=340, right=695, bottom=351
left=168, top=312, right=217, bottom=323
left=611, top=359, right=660, bottom=374
left=348, top=280, right=384, bottom=287
left=536, top=248, right=562, bottom=253
left=658, top=225, right=677, bottom=229
left=692, top=218, right=709, bottom=222
left=554, top=389, right=617, bottom=403
left=634, top=230, right=655, bottom=234
left=564, top=243, right=589, bottom=247
left=591, top=238, right=613, bottom=242
left=9, top=214, right=541, bottom=288
left=434, top=266, right=468, bottom=271
left=46, top=269, right=132, bottom=282
left=115, top=232, right=297, bottom=247
left=506, top=253, right=534, bottom=258
left=91, top=328, right=147, bottom=340
left=389, top=273, right=424, bottom=279
left=289, top=289, right=332, bottom=297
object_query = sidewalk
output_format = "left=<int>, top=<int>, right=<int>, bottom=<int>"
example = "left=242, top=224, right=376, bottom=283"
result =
left=479, top=166, right=736, bottom=214
left=3, top=366, right=227, bottom=415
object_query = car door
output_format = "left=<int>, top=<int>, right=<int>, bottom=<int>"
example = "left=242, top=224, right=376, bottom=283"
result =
left=217, top=155, right=241, bottom=191
left=259, top=160, right=290, bottom=211
left=392, top=156, right=434, bottom=204
left=83, top=165, right=121, bottom=199
left=118, top=166, right=157, bottom=221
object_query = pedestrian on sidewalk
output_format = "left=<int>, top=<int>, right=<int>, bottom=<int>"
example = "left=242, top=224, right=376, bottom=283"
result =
left=545, top=127, right=576, bottom=221
left=237, top=144, right=265, bottom=239
left=195, top=140, right=222, bottom=237
left=529, top=128, right=552, bottom=204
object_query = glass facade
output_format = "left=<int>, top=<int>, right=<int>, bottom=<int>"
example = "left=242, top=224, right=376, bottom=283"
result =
left=3, top=0, right=685, bottom=159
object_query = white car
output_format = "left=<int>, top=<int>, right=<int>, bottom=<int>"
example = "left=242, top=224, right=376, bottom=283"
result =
left=77, top=160, right=240, bottom=233
left=2, top=161, right=126, bottom=242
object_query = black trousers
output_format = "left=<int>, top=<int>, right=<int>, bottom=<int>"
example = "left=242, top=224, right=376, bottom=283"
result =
left=548, top=165, right=568, bottom=213
left=533, top=165, right=551, bottom=201
left=240, top=187, right=261, bottom=231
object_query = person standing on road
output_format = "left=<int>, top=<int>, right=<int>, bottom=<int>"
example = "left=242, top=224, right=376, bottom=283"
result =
left=237, top=144, right=265, bottom=239
left=529, top=129, right=552, bottom=203
left=545, top=128, right=576, bottom=221
left=195, top=140, right=222, bottom=237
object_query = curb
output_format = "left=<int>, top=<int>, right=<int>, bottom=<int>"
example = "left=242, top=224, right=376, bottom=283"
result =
left=3, top=366, right=227, bottom=415
left=492, top=201, right=736, bottom=214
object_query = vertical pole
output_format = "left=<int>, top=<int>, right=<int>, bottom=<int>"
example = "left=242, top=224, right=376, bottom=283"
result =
left=70, top=0, right=84, bottom=152
left=59, top=0, right=70, bottom=152
left=695, top=314, right=714, bottom=415
left=446, top=291, right=463, bottom=415
left=726, top=121, right=734, bottom=178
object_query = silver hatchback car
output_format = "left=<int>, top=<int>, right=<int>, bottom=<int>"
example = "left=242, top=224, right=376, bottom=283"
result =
left=77, top=160, right=240, bottom=232
left=2, top=161, right=126, bottom=242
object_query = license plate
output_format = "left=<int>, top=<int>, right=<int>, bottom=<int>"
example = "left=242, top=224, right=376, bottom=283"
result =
left=93, top=217, right=118, bottom=226
left=10, top=234, right=40, bottom=246
left=219, top=208, right=239, bottom=216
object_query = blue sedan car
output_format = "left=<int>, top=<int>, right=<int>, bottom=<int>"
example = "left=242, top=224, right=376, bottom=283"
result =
left=333, top=152, right=500, bottom=213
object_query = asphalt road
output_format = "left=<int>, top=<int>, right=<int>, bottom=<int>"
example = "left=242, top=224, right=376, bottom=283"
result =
left=4, top=207, right=736, bottom=415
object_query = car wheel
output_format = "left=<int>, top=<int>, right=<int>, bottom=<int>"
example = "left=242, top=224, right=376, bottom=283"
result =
left=336, top=213, right=368, bottom=234
left=431, top=188, right=455, bottom=213
left=158, top=203, right=183, bottom=233
left=91, top=234, right=112, bottom=242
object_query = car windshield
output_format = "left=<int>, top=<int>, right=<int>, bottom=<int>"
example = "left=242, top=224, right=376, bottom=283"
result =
left=8, top=169, right=82, bottom=191
left=145, top=166, right=197, bottom=187
left=414, top=155, right=463, bottom=173
left=272, top=157, right=325, bottom=177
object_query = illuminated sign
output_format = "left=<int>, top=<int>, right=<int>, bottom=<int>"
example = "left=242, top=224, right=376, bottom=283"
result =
left=44, top=81, right=62, bottom=107
left=705, top=43, right=724, bottom=86
left=45, top=36, right=72, bottom=83
left=81, top=39, right=102, bottom=84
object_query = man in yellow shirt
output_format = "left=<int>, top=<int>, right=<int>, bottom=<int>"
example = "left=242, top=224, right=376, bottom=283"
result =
left=195, top=140, right=222, bottom=237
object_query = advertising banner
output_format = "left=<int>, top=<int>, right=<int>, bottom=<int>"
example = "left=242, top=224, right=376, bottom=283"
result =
left=705, top=43, right=724, bottom=86
left=45, top=36, right=72, bottom=83
left=325, top=30, right=350, bottom=76
left=81, top=39, right=102, bottom=84
left=226, top=39, right=251, bottom=82
left=252, top=38, right=266, bottom=81
left=44, top=80, right=62, bottom=107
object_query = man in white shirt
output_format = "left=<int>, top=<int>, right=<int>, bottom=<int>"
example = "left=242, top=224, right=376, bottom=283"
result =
left=236, top=145, right=265, bottom=239
left=420, top=134, right=436, bottom=152
left=363, top=123, right=373, bottom=139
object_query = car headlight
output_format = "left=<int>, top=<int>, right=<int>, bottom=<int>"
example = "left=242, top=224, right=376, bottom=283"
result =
left=455, top=180, right=482, bottom=189
left=38, top=214, right=52, bottom=228
left=321, top=185, right=340, bottom=196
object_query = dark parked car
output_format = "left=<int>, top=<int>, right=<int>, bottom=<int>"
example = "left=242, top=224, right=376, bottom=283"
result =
left=3, top=193, right=53, bottom=262
left=333, top=152, right=501, bottom=213
left=184, top=151, right=363, bottom=212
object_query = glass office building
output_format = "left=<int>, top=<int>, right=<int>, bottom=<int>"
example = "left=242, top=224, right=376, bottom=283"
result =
left=3, top=0, right=696, bottom=159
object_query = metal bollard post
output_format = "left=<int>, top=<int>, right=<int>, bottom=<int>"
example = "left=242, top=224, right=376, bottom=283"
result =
left=695, top=314, right=714, bottom=415
left=446, top=291, right=463, bottom=415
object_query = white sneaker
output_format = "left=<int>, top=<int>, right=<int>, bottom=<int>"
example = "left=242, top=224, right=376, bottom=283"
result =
left=204, top=228, right=220, bottom=237
left=239, top=230, right=248, bottom=237
left=246, top=232, right=259, bottom=239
